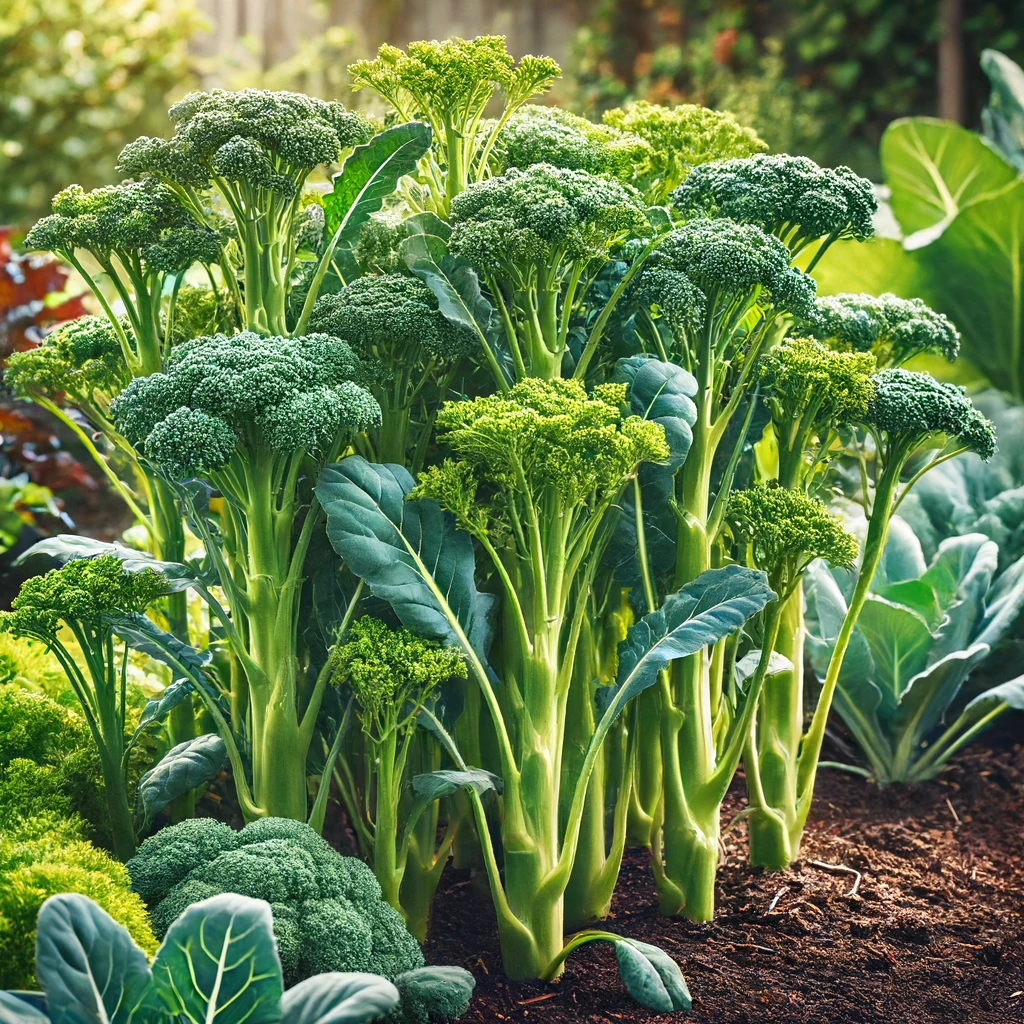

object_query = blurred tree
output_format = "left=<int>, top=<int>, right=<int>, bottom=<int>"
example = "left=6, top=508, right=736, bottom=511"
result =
left=0, top=0, right=204, bottom=226
left=571, top=0, right=1024, bottom=177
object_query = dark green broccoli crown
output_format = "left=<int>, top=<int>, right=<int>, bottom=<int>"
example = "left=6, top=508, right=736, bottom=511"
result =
left=729, top=483, right=858, bottom=589
left=309, top=274, right=477, bottom=364
left=332, top=617, right=465, bottom=734
left=411, top=378, right=669, bottom=518
left=349, top=36, right=560, bottom=121
left=5, top=315, right=130, bottom=405
left=806, top=292, right=961, bottom=366
left=0, top=555, right=167, bottom=642
left=866, top=369, right=996, bottom=460
left=756, top=337, right=876, bottom=426
left=128, top=817, right=424, bottom=986
left=118, top=90, right=372, bottom=196
left=642, top=220, right=816, bottom=319
left=493, top=105, right=652, bottom=180
left=448, top=164, right=648, bottom=275
left=25, top=179, right=221, bottom=270
left=109, top=331, right=381, bottom=478
left=672, top=154, right=877, bottom=249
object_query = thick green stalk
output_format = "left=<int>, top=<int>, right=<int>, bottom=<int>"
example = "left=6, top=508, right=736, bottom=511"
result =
left=373, top=728, right=403, bottom=911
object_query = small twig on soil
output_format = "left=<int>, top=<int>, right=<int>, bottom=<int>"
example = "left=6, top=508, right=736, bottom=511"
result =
left=767, top=885, right=790, bottom=913
left=518, top=993, right=558, bottom=1006
left=945, top=796, right=962, bottom=827
left=808, top=859, right=863, bottom=897
left=733, top=942, right=779, bottom=955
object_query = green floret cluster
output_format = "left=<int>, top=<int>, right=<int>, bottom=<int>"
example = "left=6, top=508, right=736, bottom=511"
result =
left=127, top=817, right=425, bottom=986
left=25, top=178, right=220, bottom=271
left=168, top=283, right=239, bottom=346
left=0, top=555, right=167, bottom=643
left=332, top=617, right=466, bottom=738
left=109, top=331, right=381, bottom=478
left=866, top=369, right=997, bottom=460
left=5, top=315, right=130, bottom=409
left=806, top=292, right=961, bottom=366
left=118, top=89, right=373, bottom=197
left=601, top=101, right=768, bottom=203
left=309, top=274, right=477, bottom=364
left=729, top=483, right=858, bottom=594
left=448, top=164, right=648, bottom=276
left=492, top=105, right=652, bottom=182
left=413, top=378, right=669, bottom=515
left=672, top=154, right=877, bottom=255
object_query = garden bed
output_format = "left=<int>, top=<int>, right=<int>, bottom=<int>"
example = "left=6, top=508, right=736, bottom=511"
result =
left=421, top=733, right=1024, bottom=1024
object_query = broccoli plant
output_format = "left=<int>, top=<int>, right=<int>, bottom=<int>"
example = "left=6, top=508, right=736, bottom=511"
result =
left=309, top=274, right=477, bottom=468
left=349, top=36, right=561, bottom=214
left=109, top=330, right=380, bottom=822
left=330, top=617, right=467, bottom=939
left=0, top=555, right=177, bottom=860
left=601, top=101, right=768, bottom=205
left=672, top=153, right=877, bottom=271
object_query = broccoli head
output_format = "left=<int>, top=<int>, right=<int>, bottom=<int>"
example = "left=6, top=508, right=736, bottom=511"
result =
left=729, top=483, right=858, bottom=594
left=0, top=555, right=167, bottom=645
left=109, top=331, right=381, bottom=479
left=127, top=817, right=424, bottom=986
left=331, top=617, right=466, bottom=739
left=448, top=164, right=648, bottom=282
left=118, top=89, right=372, bottom=199
left=601, top=101, right=768, bottom=203
left=865, top=369, right=997, bottom=461
left=492, top=105, right=653, bottom=183
left=671, top=154, right=877, bottom=260
left=5, top=315, right=130, bottom=412
left=25, top=178, right=220, bottom=273
left=805, top=292, right=961, bottom=367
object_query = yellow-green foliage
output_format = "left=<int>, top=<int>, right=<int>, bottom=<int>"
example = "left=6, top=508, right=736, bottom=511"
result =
left=0, top=632, right=67, bottom=696
left=0, top=820, right=158, bottom=989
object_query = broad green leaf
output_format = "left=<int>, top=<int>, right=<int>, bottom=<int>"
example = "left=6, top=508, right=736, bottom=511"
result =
left=134, top=678, right=193, bottom=735
left=982, top=49, right=1024, bottom=169
left=35, top=894, right=157, bottom=1024
left=403, top=211, right=450, bottom=241
left=151, top=894, right=282, bottom=1024
left=0, top=993, right=49, bottom=1023
left=613, top=939, right=691, bottom=1013
left=977, top=552, right=1024, bottom=648
left=315, top=457, right=495, bottom=658
left=812, top=235, right=927, bottom=300
left=613, top=356, right=697, bottom=471
left=392, top=968, right=475, bottom=1024
left=876, top=516, right=928, bottom=587
left=960, top=671, right=1024, bottom=720
left=734, top=650, right=792, bottom=691
left=928, top=536, right=999, bottom=658
left=136, top=735, right=226, bottom=823
left=411, top=769, right=503, bottom=803
left=856, top=597, right=933, bottom=716
left=280, top=973, right=399, bottom=1024
left=107, top=611, right=212, bottom=673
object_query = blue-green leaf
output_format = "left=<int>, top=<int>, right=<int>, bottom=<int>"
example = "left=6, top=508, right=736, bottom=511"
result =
left=134, top=679, right=193, bottom=736
left=392, top=968, right=475, bottom=1024
left=151, top=894, right=282, bottom=1024
left=136, top=735, right=226, bottom=823
left=35, top=894, right=158, bottom=1024
left=893, top=643, right=990, bottom=741
left=613, top=939, right=691, bottom=1013
left=614, top=356, right=697, bottom=471
left=0, top=993, right=49, bottom=1023
left=855, top=597, right=932, bottom=716
left=280, top=973, right=399, bottom=1024
left=411, top=769, right=503, bottom=803
left=315, top=457, right=495, bottom=658
left=107, top=611, right=212, bottom=673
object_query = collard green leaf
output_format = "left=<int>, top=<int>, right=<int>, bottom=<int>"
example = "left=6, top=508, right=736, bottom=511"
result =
left=412, top=769, right=503, bottom=803
left=613, top=939, right=691, bottom=1013
left=0, top=993, right=49, bottom=1024
left=315, top=456, right=495, bottom=658
left=136, top=734, right=226, bottom=823
left=982, top=49, right=1024, bottom=169
left=613, top=356, right=697, bottom=471
left=855, top=597, right=932, bottom=716
left=134, top=678, right=193, bottom=735
left=35, top=894, right=157, bottom=1024
left=893, top=643, right=990, bottom=741
left=280, top=972, right=400, bottom=1024
left=107, top=611, right=211, bottom=673
left=392, top=967, right=476, bottom=1024
left=151, top=894, right=282, bottom=1024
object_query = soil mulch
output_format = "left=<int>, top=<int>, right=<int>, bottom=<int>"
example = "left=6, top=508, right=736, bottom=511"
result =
left=423, top=733, right=1024, bottom=1024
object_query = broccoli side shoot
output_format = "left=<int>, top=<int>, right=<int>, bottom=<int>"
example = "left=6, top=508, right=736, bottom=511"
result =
left=349, top=36, right=560, bottom=211
left=309, top=274, right=475, bottom=466
left=804, top=292, right=961, bottom=367
left=729, top=483, right=858, bottom=596
left=447, top=164, right=648, bottom=378
left=601, top=100, right=768, bottom=204
left=671, top=154, right=877, bottom=269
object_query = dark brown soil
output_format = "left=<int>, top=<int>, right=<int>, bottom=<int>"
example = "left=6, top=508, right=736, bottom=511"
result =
left=423, top=732, right=1024, bottom=1024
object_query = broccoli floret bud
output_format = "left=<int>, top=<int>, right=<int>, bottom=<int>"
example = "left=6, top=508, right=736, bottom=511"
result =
left=295, top=199, right=326, bottom=253
left=672, top=154, right=877, bottom=253
left=390, top=968, right=476, bottom=1024
left=729, top=483, right=858, bottom=592
left=866, top=369, right=996, bottom=460
left=309, top=274, right=477, bottom=364
left=145, top=407, right=238, bottom=479
left=353, top=217, right=406, bottom=275
left=805, top=292, right=960, bottom=367
left=25, top=178, right=220, bottom=271
left=448, top=164, right=647, bottom=274
left=492, top=105, right=652, bottom=181
left=0, top=555, right=168, bottom=644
